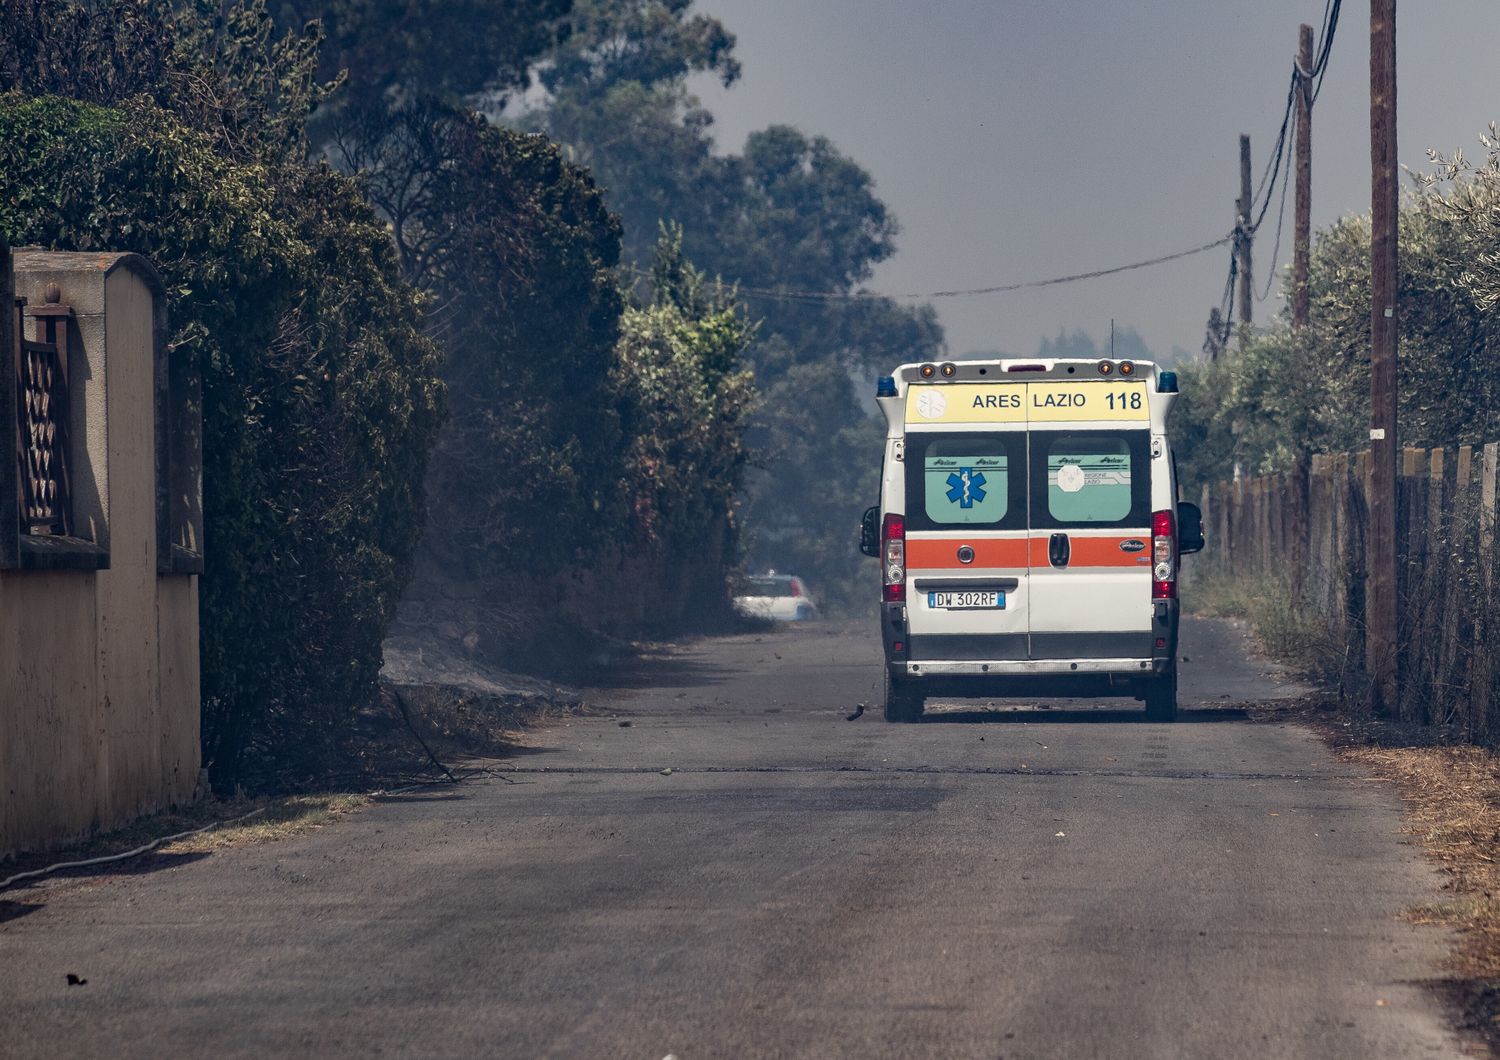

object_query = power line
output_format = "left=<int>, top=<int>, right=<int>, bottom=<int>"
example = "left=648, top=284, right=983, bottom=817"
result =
left=1206, top=1, right=1340, bottom=351
left=1249, top=0, right=1341, bottom=236
left=726, top=234, right=1234, bottom=304
left=1235, top=0, right=1341, bottom=311
left=1310, top=0, right=1343, bottom=104
left=1258, top=106, right=1297, bottom=302
left=670, top=3, right=1341, bottom=313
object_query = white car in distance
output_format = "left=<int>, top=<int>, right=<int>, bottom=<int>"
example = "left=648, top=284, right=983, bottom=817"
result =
left=734, top=573, right=819, bottom=622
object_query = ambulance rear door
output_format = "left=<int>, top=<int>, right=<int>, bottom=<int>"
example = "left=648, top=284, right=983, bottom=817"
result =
left=1024, top=381, right=1155, bottom=661
left=900, top=385, right=1030, bottom=662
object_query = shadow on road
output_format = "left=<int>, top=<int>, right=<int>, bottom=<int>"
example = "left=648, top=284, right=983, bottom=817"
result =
left=919, top=706, right=1251, bottom=724
left=22, top=850, right=215, bottom=885
left=0, top=899, right=45, bottom=923
left=586, top=651, right=743, bottom=691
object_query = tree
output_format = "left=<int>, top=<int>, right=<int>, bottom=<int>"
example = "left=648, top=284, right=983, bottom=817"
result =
left=272, top=0, right=572, bottom=124
left=0, top=0, right=333, bottom=163
left=524, top=4, right=945, bottom=608
left=0, top=93, right=443, bottom=787
left=537, top=0, right=738, bottom=97
left=330, top=98, right=630, bottom=652
left=610, top=227, right=756, bottom=627
left=1172, top=130, right=1500, bottom=488
left=1036, top=326, right=1154, bottom=363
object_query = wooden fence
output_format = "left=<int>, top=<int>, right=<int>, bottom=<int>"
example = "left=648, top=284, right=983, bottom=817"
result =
left=1196, top=443, right=1500, bottom=733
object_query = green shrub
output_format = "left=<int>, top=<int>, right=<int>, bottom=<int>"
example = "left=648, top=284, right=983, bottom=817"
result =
left=0, top=94, right=443, bottom=788
left=1179, top=133, right=1500, bottom=488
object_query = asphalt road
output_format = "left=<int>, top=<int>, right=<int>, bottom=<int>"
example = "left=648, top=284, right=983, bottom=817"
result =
left=0, top=617, right=1465, bottom=1059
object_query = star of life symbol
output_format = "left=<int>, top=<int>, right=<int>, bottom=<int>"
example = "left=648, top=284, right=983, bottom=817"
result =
left=915, top=389, right=947, bottom=419
left=945, top=468, right=987, bottom=508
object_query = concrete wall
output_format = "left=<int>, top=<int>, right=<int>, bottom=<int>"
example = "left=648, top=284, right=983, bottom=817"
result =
left=1, top=250, right=201, bottom=857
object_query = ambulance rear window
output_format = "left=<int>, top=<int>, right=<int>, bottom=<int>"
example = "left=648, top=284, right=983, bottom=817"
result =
left=918, top=436, right=1016, bottom=527
left=1034, top=432, right=1149, bottom=527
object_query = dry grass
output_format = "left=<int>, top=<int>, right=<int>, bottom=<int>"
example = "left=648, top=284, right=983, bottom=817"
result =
left=1335, top=742, right=1500, bottom=978
left=1239, top=698, right=1500, bottom=1051
left=2, top=793, right=370, bottom=885
left=1324, top=739, right=1500, bottom=1052
left=161, top=794, right=371, bottom=853
left=1185, top=571, right=1358, bottom=689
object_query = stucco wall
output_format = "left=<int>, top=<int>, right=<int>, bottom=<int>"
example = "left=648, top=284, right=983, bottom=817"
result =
left=1, top=253, right=200, bottom=857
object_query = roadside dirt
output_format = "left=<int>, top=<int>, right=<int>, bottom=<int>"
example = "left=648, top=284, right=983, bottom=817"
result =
left=1250, top=693, right=1500, bottom=1054
left=0, top=794, right=368, bottom=907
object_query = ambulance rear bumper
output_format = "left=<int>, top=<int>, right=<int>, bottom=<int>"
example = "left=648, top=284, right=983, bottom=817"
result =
left=901, top=658, right=1164, bottom=677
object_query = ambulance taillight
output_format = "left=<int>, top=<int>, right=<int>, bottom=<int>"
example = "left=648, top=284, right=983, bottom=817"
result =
left=1152, top=510, right=1176, bottom=599
left=882, top=513, right=906, bottom=602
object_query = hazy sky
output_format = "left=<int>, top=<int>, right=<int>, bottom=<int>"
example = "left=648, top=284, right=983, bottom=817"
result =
left=690, top=1, right=1500, bottom=361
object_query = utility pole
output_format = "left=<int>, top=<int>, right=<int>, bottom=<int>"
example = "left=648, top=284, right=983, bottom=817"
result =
left=1367, top=0, right=1399, bottom=715
left=1293, top=24, right=1314, bottom=328
left=1287, top=24, right=1318, bottom=598
left=1237, top=135, right=1254, bottom=330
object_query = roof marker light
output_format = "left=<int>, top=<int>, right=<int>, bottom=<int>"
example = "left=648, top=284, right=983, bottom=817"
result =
left=940, top=362, right=957, bottom=378
left=918, top=363, right=936, bottom=379
left=1097, top=360, right=1114, bottom=375
left=1119, top=360, right=1135, bottom=376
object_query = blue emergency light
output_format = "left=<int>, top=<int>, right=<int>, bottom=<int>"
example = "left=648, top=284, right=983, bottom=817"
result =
left=876, top=376, right=898, bottom=397
left=1157, top=371, right=1179, bottom=394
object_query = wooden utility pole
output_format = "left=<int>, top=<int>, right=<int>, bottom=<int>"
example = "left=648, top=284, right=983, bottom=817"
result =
left=1367, top=0, right=1399, bottom=715
left=1293, top=24, right=1314, bottom=328
left=1237, top=134, right=1254, bottom=328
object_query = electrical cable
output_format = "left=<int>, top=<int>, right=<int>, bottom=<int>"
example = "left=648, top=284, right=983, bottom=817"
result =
left=1249, top=73, right=1297, bottom=235
left=1310, top=0, right=1342, bottom=104
left=652, top=2, right=1341, bottom=327
left=0, top=685, right=532, bottom=893
left=1219, top=255, right=1238, bottom=324
left=727, top=234, right=1234, bottom=304
left=1250, top=69, right=1299, bottom=211
left=1234, top=0, right=1340, bottom=312
left=1, top=762, right=520, bottom=892
left=1257, top=108, right=1296, bottom=302
left=1249, top=0, right=1340, bottom=235
left=0, top=808, right=268, bottom=892
left=1204, top=250, right=1236, bottom=358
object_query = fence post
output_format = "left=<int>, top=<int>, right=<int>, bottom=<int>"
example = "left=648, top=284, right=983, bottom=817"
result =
left=1439, top=447, right=1470, bottom=727
left=1247, top=477, right=1259, bottom=575
left=1260, top=476, right=1272, bottom=576
left=1289, top=460, right=1308, bottom=597
left=1234, top=474, right=1245, bottom=577
left=1403, top=447, right=1424, bottom=565
left=1349, top=451, right=1370, bottom=688
left=1225, top=478, right=1236, bottom=577
left=1483, top=443, right=1499, bottom=564
left=1476, top=443, right=1499, bottom=739
left=1271, top=474, right=1285, bottom=578
left=1198, top=483, right=1211, bottom=579
left=1309, top=455, right=1327, bottom=610
left=1333, top=454, right=1351, bottom=647
left=1428, top=447, right=1445, bottom=537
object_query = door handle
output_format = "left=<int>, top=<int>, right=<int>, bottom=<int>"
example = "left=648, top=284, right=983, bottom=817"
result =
left=1048, top=533, right=1070, bottom=568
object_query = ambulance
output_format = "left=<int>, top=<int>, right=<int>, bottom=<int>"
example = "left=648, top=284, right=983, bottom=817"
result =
left=859, top=358, right=1204, bottom=722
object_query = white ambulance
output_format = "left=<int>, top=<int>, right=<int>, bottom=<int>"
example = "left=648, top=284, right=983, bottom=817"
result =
left=859, top=358, right=1204, bottom=722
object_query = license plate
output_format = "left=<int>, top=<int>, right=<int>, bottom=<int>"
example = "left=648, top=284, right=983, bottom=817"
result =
left=928, top=591, right=1004, bottom=610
